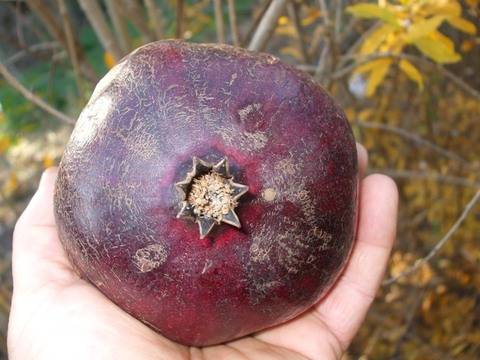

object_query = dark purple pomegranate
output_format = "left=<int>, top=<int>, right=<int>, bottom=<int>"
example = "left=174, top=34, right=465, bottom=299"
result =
left=54, top=40, right=358, bottom=346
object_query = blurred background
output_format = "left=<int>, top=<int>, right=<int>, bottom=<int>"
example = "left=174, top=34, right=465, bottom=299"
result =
left=0, top=0, right=479, bottom=358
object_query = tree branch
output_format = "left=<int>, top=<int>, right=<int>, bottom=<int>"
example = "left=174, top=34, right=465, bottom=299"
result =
left=5, top=42, right=61, bottom=65
left=176, top=0, right=184, bottom=39
left=371, top=169, right=480, bottom=188
left=383, top=189, right=480, bottom=286
left=214, top=0, right=225, bottom=43
left=118, top=0, right=155, bottom=43
left=300, top=51, right=480, bottom=101
left=57, top=0, right=81, bottom=93
left=78, top=0, right=123, bottom=62
left=144, top=0, right=164, bottom=40
left=287, top=1, right=310, bottom=63
left=227, top=0, right=240, bottom=46
left=0, top=62, right=75, bottom=125
left=248, top=0, right=287, bottom=52
left=243, top=0, right=271, bottom=47
left=105, top=0, right=131, bottom=54
left=356, top=121, right=468, bottom=164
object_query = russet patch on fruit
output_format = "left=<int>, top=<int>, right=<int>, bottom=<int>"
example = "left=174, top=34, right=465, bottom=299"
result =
left=54, top=40, right=358, bottom=346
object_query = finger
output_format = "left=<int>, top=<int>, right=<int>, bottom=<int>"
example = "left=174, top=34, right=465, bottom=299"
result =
left=12, top=168, right=76, bottom=293
left=16, top=167, right=58, bottom=228
left=315, top=174, right=398, bottom=349
left=356, top=142, right=368, bottom=179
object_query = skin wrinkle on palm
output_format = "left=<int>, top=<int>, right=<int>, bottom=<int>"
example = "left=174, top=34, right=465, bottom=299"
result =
left=8, top=144, right=399, bottom=359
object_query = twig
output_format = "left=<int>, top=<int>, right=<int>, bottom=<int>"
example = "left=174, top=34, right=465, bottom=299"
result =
left=315, top=0, right=332, bottom=81
left=248, top=0, right=287, bottom=52
left=105, top=0, right=131, bottom=54
left=227, top=0, right=240, bottom=46
left=383, top=189, right=480, bottom=286
left=371, top=169, right=480, bottom=188
left=79, top=0, right=123, bottom=62
left=57, top=0, right=81, bottom=93
left=391, top=287, right=427, bottom=358
left=0, top=62, right=75, bottom=125
left=334, top=0, right=343, bottom=38
left=118, top=0, right=155, bottom=43
left=25, top=0, right=65, bottom=47
left=243, top=0, right=271, bottom=47
left=317, top=0, right=330, bottom=27
left=338, top=52, right=480, bottom=100
left=176, top=0, right=184, bottom=39
left=356, top=121, right=468, bottom=164
left=287, top=1, right=309, bottom=63
left=300, top=51, right=480, bottom=101
left=214, top=0, right=225, bottom=43
left=144, top=0, right=164, bottom=40
left=5, top=42, right=61, bottom=65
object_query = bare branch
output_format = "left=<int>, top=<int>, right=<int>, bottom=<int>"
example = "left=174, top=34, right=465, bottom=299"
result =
left=105, top=0, right=132, bottom=54
left=57, top=0, right=81, bottom=93
left=176, top=0, right=184, bottom=39
left=315, top=0, right=333, bottom=82
left=339, top=53, right=480, bottom=101
left=227, top=0, right=240, bottom=46
left=383, top=189, right=480, bottom=286
left=5, top=42, right=61, bottom=65
left=144, top=0, right=164, bottom=40
left=0, top=62, right=75, bottom=125
left=317, top=0, right=330, bottom=27
left=243, top=0, right=271, bottom=47
left=248, top=0, right=287, bottom=52
left=334, top=0, right=343, bottom=37
left=301, top=51, right=480, bottom=101
left=78, top=0, right=123, bottom=61
left=25, top=0, right=65, bottom=47
left=287, top=1, right=309, bottom=63
left=118, top=0, right=155, bottom=43
left=371, top=169, right=480, bottom=189
left=214, top=0, right=225, bottom=43
left=356, top=121, right=468, bottom=164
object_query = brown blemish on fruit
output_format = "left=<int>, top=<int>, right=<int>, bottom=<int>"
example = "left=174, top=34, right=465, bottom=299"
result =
left=215, top=126, right=268, bottom=153
left=262, top=188, right=276, bottom=201
left=133, top=244, right=167, bottom=273
left=238, top=103, right=261, bottom=123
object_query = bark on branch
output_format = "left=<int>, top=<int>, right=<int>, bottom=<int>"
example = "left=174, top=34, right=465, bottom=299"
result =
left=0, top=62, right=76, bottom=125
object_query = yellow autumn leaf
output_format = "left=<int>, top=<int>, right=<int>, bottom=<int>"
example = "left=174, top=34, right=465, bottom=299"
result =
left=425, top=1, right=461, bottom=17
left=301, top=9, right=321, bottom=26
left=461, top=39, right=475, bottom=52
left=413, top=34, right=461, bottom=63
left=0, top=136, right=11, bottom=154
left=277, top=16, right=289, bottom=26
left=431, top=30, right=455, bottom=51
left=405, top=15, right=446, bottom=42
left=446, top=17, right=477, bottom=34
left=2, top=172, right=18, bottom=196
left=399, top=59, right=424, bottom=90
left=360, top=23, right=396, bottom=55
left=366, top=58, right=392, bottom=96
left=275, top=24, right=297, bottom=37
left=279, top=46, right=303, bottom=60
left=103, top=52, right=116, bottom=69
left=346, top=3, right=398, bottom=26
left=354, top=58, right=392, bottom=75
left=43, top=154, right=55, bottom=169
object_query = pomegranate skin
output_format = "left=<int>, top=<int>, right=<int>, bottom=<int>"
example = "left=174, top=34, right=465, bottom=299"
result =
left=54, top=40, right=358, bottom=346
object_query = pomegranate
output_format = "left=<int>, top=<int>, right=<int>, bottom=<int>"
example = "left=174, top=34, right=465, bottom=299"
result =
left=54, top=40, right=358, bottom=346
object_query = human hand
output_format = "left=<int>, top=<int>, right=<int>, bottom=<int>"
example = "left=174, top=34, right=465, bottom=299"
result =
left=8, top=144, right=397, bottom=360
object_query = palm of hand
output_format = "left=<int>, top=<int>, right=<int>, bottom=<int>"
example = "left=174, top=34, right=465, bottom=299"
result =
left=8, top=146, right=397, bottom=360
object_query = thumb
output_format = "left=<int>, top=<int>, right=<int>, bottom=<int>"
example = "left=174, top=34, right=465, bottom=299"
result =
left=12, top=167, right=75, bottom=294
